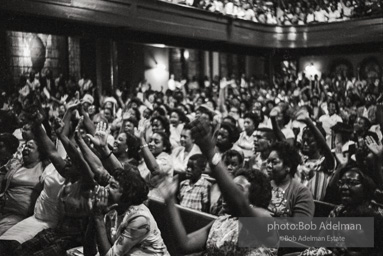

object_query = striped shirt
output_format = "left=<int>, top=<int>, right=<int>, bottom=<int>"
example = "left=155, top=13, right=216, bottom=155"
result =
left=294, top=156, right=334, bottom=201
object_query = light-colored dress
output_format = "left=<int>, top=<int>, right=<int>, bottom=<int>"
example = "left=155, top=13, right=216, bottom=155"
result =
left=0, top=164, right=65, bottom=243
left=204, top=215, right=277, bottom=255
left=0, top=161, right=44, bottom=235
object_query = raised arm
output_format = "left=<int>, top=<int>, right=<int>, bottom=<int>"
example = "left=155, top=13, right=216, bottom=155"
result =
left=189, top=119, right=278, bottom=246
left=79, top=102, right=96, bottom=136
left=269, top=106, right=288, bottom=143
left=87, top=122, right=123, bottom=173
left=75, top=120, right=110, bottom=185
left=296, top=109, right=335, bottom=170
left=190, top=119, right=269, bottom=218
left=138, top=132, right=162, bottom=176
left=158, top=178, right=212, bottom=254
left=376, top=94, right=383, bottom=139
left=57, top=116, right=96, bottom=189
left=365, top=136, right=383, bottom=188
left=31, top=112, right=67, bottom=177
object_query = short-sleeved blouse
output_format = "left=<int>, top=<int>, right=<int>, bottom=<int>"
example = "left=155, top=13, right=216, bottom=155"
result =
left=138, top=152, right=173, bottom=200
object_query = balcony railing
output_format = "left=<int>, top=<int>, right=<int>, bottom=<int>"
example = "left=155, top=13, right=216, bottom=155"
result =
left=0, top=0, right=382, bottom=49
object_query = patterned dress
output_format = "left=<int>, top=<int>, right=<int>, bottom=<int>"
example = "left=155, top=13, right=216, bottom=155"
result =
left=203, top=215, right=277, bottom=256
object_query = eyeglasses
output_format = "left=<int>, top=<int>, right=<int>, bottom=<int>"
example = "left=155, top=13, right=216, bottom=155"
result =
left=337, top=179, right=361, bottom=188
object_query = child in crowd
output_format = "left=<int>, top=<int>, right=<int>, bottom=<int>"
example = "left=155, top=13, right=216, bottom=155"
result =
left=178, top=154, right=211, bottom=212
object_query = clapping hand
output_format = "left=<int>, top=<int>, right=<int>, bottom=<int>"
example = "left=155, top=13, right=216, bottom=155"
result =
left=92, top=186, right=118, bottom=217
left=87, top=122, right=109, bottom=148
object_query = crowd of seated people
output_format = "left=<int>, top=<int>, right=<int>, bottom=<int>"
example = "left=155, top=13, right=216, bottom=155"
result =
left=163, top=0, right=382, bottom=25
left=0, top=65, right=382, bottom=255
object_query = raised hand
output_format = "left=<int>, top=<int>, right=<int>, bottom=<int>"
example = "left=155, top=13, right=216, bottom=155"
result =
left=31, top=110, right=45, bottom=126
left=115, top=88, right=123, bottom=98
left=158, top=176, right=178, bottom=203
left=66, top=100, right=81, bottom=112
left=269, top=106, right=281, bottom=118
left=189, top=118, right=215, bottom=153
left=52, top=117, right=65, bottom=135
left=295, top=109, right=310, bottom=123
left=87, top=122, right=109, bottom=148
left=365, top=136, right=383, bottom=157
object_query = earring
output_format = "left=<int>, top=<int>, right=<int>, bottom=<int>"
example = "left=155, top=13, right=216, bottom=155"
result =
left=125, top=149, right=128, bottom=152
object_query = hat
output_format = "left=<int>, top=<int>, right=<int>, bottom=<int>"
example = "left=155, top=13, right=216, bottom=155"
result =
left=0, top=133, right=19, bottom=155
left=82, top=94, right=94, bottom=105
left=103, top=97, right=117, bottom=106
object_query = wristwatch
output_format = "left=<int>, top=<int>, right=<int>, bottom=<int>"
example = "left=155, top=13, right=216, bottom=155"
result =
left=210, top=153, right=221, bottom=166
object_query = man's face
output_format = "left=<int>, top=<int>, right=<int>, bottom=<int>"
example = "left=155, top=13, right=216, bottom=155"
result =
left=180, top=129, right=193, bottom=149
left=253, top=130, right=270, bottom=153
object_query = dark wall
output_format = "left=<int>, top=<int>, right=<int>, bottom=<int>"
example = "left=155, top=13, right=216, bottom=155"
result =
left=117, top=42, right=144, bottom=94
left=80, top=38, right=97, bottom=85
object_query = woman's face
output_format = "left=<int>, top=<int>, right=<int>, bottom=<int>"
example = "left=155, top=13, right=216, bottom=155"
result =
left=22, top=139, right=40, bottom=165
left=151, top=119, right=164, bottom=134
left=149, top=133, right=165, bottom=156
left=124, top=121, right=135, bottom=135
left=338, top=170, right=364, bottom=206
left=106, top=177, right=123, bottom=204
left=104, top=109, right=113, bottom=122
left=113, top=133, right=128, bottom=155
left=105, top=102, right=113, bottom=109
left=328, top=102, right=337, bottom=116
left=266, top=150, right=290, bottom=182
left=301, top=130, right=318, bottom=157
left=243, top=118, right=255, bottom=134
left=169, top=112, right=180, bottom=126
left=229, top=107, right=239, bottom=120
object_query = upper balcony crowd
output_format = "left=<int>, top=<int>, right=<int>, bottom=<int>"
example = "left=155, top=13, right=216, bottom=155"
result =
left=162, top=0, right=383, bottom=25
